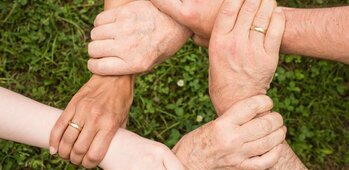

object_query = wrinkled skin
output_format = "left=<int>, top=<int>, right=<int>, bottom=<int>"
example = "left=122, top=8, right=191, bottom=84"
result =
left=50, top=75, right=134, bottom=168
left=208, top=0, right=285, bottom=115
left=87, top=1, right=191, bottom=76
left=173, top=95, right=286, bottom=169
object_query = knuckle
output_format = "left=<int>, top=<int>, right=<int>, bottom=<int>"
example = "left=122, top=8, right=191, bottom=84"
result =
left=94, top=14, right=102, bottom=26
left=220, top=4, right=236, bottom=17
left=261, top=136, right=273, bottom=151
left=247, top=95, right=273, bottom=112
left=245, top=98, right=261, bottom=112
left=106, top=121, right=118, bottom=131
left=88, top=42, right=97, bottom=57
left=180, top=8, right=196, bottom=21
left=241, top=0, right=257, bottom=15
left=86, top=151, right=103, bottom=163
left=90, top=28, right=98, bottom=40
left=258, top=118, right=273, bottom=133
left=72, top=146, right=87, bottom=155
left=90, top=107, right=104, bottom=121
left=270, top=112, right=284, bottom=126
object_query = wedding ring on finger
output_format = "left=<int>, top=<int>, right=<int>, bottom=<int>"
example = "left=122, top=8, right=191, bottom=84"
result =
left=68, top=121, right=82, bottom=132
left=251, top=26, right=267, bottom=34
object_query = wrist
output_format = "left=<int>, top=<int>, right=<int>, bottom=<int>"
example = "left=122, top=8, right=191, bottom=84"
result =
left=279, top=7, right=303, bottom=55
left=210, top=78, right=268, bottom=115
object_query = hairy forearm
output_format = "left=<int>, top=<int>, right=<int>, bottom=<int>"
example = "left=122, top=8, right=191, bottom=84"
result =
left=281, top=6, right=349, bottom=64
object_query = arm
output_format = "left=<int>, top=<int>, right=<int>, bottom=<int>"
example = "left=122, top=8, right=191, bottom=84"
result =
left=86, top=1, right=192, bottom=76
left=0, top=87, right=183, bottom=169
left=151, top=0, right=349, bottom=64
left=49, top=0, right=138, bottom=168
left=281, top=6, right=349, bottom=64
left=207, top=0, right=307, bottom=169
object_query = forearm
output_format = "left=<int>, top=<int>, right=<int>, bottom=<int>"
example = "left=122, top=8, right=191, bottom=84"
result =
left=281, top=6, right=349, bottom=64
left=0, top=87, right=133, bottom=169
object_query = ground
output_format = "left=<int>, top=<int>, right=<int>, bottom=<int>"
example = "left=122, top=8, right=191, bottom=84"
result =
left=0, top=0, right=349, bottom=169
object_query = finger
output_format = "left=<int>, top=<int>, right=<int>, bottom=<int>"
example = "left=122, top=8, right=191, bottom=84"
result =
left=192, top=35, right=209, bottom=48
left=242, top=126, right=286, bottom=157
left=70, top=123, right=98, bottom=165
left=212, top=0, right=244, bottom=35
left=239, top=112, right=284, bottom=142
left=94, top=9, right=120, bottom=27
left=163, top=150, right=185, bottom=170
left=150, top=0, right=183, bottom=23
left=82, top=130, right=115, bottom=169
left=264, top=7, right=286, bottom=55
left=88, top=58, right=133, bottom=76
left=234, top=0, right=263, bottom=35
left=249, top=0, right=277, bottom=46
left=91, top=22, right=118, bottom=41
left=218, top=95, right=273, bottom=125
left=88, top=40, right=123, bottom=59
left=240, top=144, right=283, bottom=169
left=49, top=102, right=77, bottom=155
left=58, top=111, right=85, bottom=160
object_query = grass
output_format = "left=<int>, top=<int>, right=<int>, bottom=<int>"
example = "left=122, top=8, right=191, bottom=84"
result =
left=0, top=0, right=349, bottom=169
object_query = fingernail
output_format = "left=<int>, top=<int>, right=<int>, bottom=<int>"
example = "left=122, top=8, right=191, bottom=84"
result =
left=49, top=146, right=57, bottom=155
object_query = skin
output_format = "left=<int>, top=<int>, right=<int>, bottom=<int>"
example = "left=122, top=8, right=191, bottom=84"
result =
left=207, top=0, right=307, bottom=169
left=51, top=75, right=134, bottom=167
left=0, top=87, right=184, bottom=170
left=87, top=1, right=191, bottom=75
left=173, top=95, right=286, bottom=169
left=168, top=1, right=292, bottom=169
left=0, top=87, right=285, bottom=169
left=150, top=0, right=349, bottom=64
left=89, top=0, right=288, bottom=169
left=49, top=1, right=142, bottom=168
left=89, top=0, right=348, bottom=168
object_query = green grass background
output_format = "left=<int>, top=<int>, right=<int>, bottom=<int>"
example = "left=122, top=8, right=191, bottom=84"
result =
left=1, top=0, right=349, bottom=169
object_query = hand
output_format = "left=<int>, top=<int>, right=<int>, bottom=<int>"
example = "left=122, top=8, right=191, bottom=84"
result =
left=173, top=95, right=286, bottom=169
left=87, top=1, right=191, bottom=76
left=49, top=75, right=134, bottom=168
left=209, top=0, right=285, bottom=115
left=100, top=129, right=184, bottom=170
left=150, top=0, right=224, bottom=47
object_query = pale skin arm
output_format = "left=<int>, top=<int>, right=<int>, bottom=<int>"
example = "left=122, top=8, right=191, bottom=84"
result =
left=0, top=87, right=183, bottom=169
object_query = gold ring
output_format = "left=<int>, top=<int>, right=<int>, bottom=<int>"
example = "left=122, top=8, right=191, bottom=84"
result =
left=251, top=26, right=266, bottom=34
left=68, top=121, right=82, bottom=132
